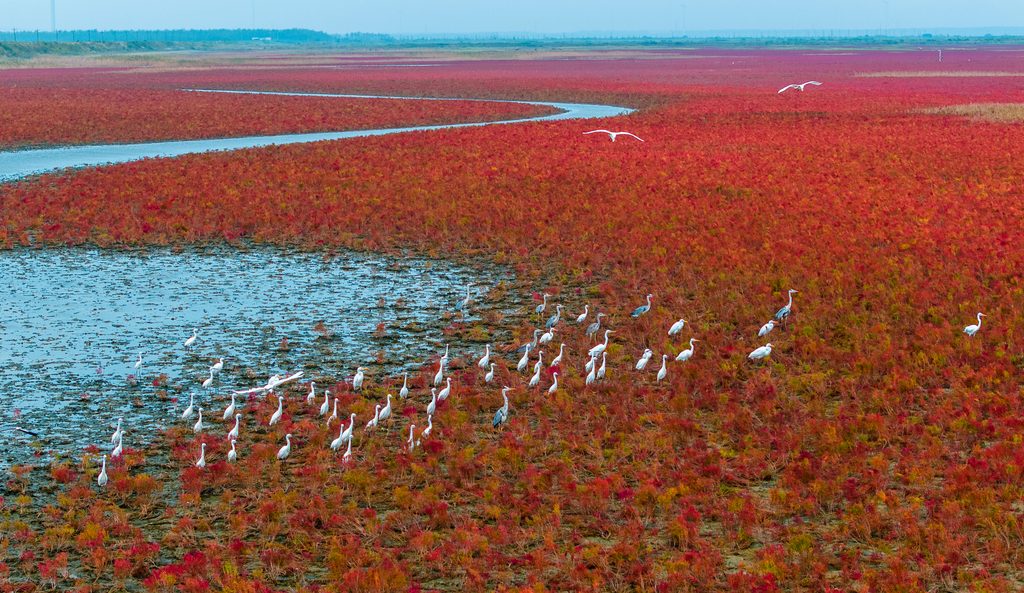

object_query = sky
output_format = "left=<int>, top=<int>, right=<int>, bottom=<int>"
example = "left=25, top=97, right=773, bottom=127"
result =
left=0, top=0, right=1020, bottom=35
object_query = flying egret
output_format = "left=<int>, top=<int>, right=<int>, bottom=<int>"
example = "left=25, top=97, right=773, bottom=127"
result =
left=589, top=330, right=615, bottom=358
left=657, top=355, right=668, bottom=382
left=748, top=343, right=773, bottom=362
left=97, top=455, right=108, bottom=487
left=277, top=434, right=292, bottom=460
left=193, top=408, right=204, bottom=434
left=535, top=293, right=550, bottom=318
left=759, top=320, right=775, bottom=337
left=676, top=338, right=698, bottom=362
left=493, top=387, right=511, bottom=428
left=319, top=390, right=331, bottom=416
left=485, top=363, right=496, bottom=383
left=353, top=367, right=367, bottom=391
left=378, top=394, right=393, bottom=423
left=399, top=373, right=409, bottom=399
left=964, top=313, right=986, bottom=336
left=548, top=372, right=559, bottom=394
left=778, top=81, right=822, bottom=93
left=545, top=304, right=564, bottom=329
left=586, top=313, right=606, bottom=340
left=583, top=129, right=645, bottom=142
left=306, top=382, right=317, bottom=405
left=232, top=371, right=303, bottom=395
left=576, top=305, right=589, bottom=324
left=181, top=393, right=195, bottom=421
left=516, top=330, right=541, bottom=354
left=597, top=352, right=608, bottom=380
left=550, top=343, right=566, bottom=368
left=269, top=396, right=284, bottom=426
left=202, top=369, right=215, bottom=389
left=184, top=328, right=198, bottom=351
left=478, top=345, right=490, bottom=369
left=330, top=423, right=347, bottom=451
left=112, top=433, right=124, bottom=458
left=426, top=389, right=438, bottom=415
left=406, top=424, right=417, bottom=452
left=632, top=294, right=655, bottom=317
left=196, top=443, right=206, bottom=468
left=110, top=417, right=124, bottom=444
left=586, top=357, right=597, bottom=385
left=636, top=349, right=653, bottom=370
left=228, top=440, right=237, bottom=462
left=775, top=290, right=798, bottom=321
left=340, top=413, right=356, bottom=444
left=228, top=414, right=241, bottom=440
left=433, top=360, right=444, bottom=386
left=210, top=358, right=224, bottom=375
left=327, top=397, right=339, bottom=426
left=342, top=438, right=353, bottom=464
left=517, top=343, right=533, bottom=372
left=539, top=327, right=555, bottom=345
left=438, top=379, right=452, bottom=401
left=668, top=318, right=686, bottom=336
left=222, top=393, right=236, bottom=420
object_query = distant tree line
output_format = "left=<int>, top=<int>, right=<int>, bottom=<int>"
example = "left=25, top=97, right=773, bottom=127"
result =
left=0, top=28, right=395, bottom=44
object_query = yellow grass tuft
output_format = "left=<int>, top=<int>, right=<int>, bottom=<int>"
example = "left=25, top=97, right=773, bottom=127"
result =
left=922, top=103, right=1024, bottom=123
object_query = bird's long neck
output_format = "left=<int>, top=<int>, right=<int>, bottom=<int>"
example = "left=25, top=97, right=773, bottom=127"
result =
left=647, top=295, right=653, bottom=307
left=787, top=292, right=794, bottom=307
left=977, top=314, right=983, bottom=327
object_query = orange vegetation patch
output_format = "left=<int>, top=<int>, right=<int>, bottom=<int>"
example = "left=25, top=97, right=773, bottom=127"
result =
left=923, top=102, right=1024, bottom=122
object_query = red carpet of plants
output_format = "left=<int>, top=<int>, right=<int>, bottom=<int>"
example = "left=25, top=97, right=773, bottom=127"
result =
left=3, top=46, right=1024, bottom=591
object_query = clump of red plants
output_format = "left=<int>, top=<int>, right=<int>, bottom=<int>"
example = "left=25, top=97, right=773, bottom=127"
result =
left=3, top=45, right=1024, bottom=591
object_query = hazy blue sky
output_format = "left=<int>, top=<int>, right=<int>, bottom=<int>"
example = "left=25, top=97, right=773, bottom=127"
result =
left=0, top=0, right=1020, bottom=35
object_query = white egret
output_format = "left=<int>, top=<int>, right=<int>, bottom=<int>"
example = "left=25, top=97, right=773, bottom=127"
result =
left=433, top=360, right=444, bottom=386
left=438, top=379, right=452, bottom=401
left=576, top=305, right=589, bottom=324
left=550, top=343, right=566, bottom=368
left=277, top=434, right=292, bottom=460
left=420, top=414, right=433, bottom=442
left=319, top=389, right=331, bottom=416
left=583, top=129, right=645, bottom=142
left=775, top=289, right=798, bottom=321
left=535, top=293, right=550, bottom=317
left=426, top=389, right=438, bottom=415
left=539, top=327, right=555, bottom=345
left=365, top=405, right=382, bottom=430
left=181, top=393, right=195, bottom=421
left=478, top=345, right=490, bottom=369
left=353, top=367, right=367, bottom=391
left=657, top=355, right=668, bottom=382
left=228, top=414, right=241, bottom=440
left=636, top=349, right=653, bottom=371
left=202, top=369, right=215, bottom=389
left=517, top=343, right=532, bottom=372
left=964, top=313, right=986, bottom=337
left=97, top=455, right=108, bottom=487
left=210, top=357, right=224, bottom=375
left=748, top=343, right=773, bottom=362
left=778, top=81, right=822, bottom=93
left=378, top=394, right=393, bottom=423
left=399, top=373, right=409, bottom=399
left=112, top=433, right=124, bottom=458
left=586, top=357, right=597, bottom=385
left=548, top=372, right=559, bottom=394
left=327, top=397, right=339, bottom=426
left=134, top=351, right=143, bottom=376
left=545, top=304, right=564, bottom=329
left=589, top=330, right=615, bottom=358
left=269, top=396, right=284, bottom=426
left=330, top=423, right=347, bottom=451
left=676, top=338, right=698, bottom=362
left=228, top=439, right=237, bottom=462
left=532, top=351, right=545, bottom=375
left=193, top=408, right=204, bottom=434
left=668, top=318, right=686, bottom=336
left=585, top=313, right=607, bottom=340
left=406, top=424, right=417, bottom=451
left=342, top=438, right=353, bottom=464
left=340, top=413, right=356, bottom=444
left=758, top=320, right=775, bottom=337
left=183, top=328, right=198, bottom=351
left=110, top=417, right=124, bottom=444
left=529, top=365, right=542, bottom=388
left=440, top=344, right=450, bottom=367
left=632, top=293, right=655, bottom=317
left=586, top=355, right=596, bottom=372
left=222, top=393, right=236, bottom=420
left=232, top=371, right=303, bottom=395
left=485, top=363, right=496, bottom=383
left=597, top=352, right=608, bottom=380
left=493, top=387, right=511, bottom=428
left=306, top=382, right=317, bottom=405
left=196, top=442, right=206, bottom=468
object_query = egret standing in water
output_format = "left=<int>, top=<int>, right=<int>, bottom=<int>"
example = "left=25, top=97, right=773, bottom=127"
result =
left=134, top=351, right=143, bottom=377
left=455, top=283, right=474, bottom=311
left=964, top=313, right=986, bottom=337
left=181, top=393, right=195, bottom=421
left=112, top=433, right=124, bottom=458
left=184, top=328, right=199, bottom=351
left=110, top=417, right=124, bottom=444
left=202, top=369, right=215, bottom=389
left=210, top=357, right=224, bottom=375
left=222, top=393, right=236, bottom=420
left=676, top=338, right=698, bottom=362
left=775, top=290, right=798, bottom=321
left=193, top=408, right=204, bottom=434
left=632, top=294, right=655, bottom=317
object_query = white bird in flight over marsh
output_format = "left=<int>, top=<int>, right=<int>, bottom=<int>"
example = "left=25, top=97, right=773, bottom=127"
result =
left=778, top=81, right=822, bottom=93
left=583, top=129, right=645, bottom=142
